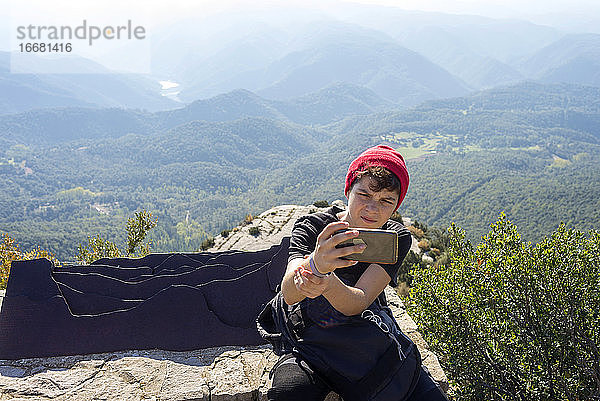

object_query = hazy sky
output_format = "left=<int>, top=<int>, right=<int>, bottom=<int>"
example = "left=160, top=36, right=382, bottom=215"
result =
left=3, top=0, right=600, bottom=23
left=2, top=0, right=599, bottom=53
left=350, top=0, right=600, bottom=17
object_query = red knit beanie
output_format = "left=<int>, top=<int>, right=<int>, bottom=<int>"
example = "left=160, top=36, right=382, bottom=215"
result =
left=344, top=145, right=409, bottom=212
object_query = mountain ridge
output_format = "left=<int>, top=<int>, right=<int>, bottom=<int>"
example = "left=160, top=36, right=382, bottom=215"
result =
left=1, top=82, right=598, bottom=259
left=0, top=51, right=178, bottom=114
left=0, top=83, right=395, bottom=146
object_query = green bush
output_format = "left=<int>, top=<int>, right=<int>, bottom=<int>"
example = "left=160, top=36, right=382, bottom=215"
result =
left=1, top=234, right=59, bottom=289
left=397, top=224, right=450, bottom=287
left=76, top=210, right=157, bottom=264
left=249, top=226, right=260, bottom=236
left=406, top=213, right=600, bottom=400
left=390, top=211, right=403, bottom=224
left=313, top=200, right=329, bottom=208
left=125, top=210, right=157, bottom=256
left=412, top=219, right=429, bottom=233
left=397, top=250, right=425, bottom=286
left=427, top=227, right=451, bottom=251
left=76, top=234, right=122, bottom=264
left=200, top=237, right=215, bottom=251
left=221, top=229, right=231, bottom=238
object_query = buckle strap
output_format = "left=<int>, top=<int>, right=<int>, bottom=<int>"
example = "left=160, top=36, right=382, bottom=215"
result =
left=362, top=309, right=406, bottom=361
left=286, top=303, right=313, bottom=337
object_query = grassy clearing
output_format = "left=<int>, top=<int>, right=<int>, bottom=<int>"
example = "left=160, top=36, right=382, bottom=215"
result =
left=381, top=132, right=444, bottom=160
left=550, top=154, right=572, bottom=168
left=395, top=146, right=433, bottom=160
left=381, top=132, right=545, bottom=161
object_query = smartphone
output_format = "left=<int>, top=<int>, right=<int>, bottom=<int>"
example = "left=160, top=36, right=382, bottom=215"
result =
left=334, top=228, right=398, bottom=264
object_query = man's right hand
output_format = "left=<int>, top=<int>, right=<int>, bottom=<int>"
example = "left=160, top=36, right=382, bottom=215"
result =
left=312, top=221, right=366, bottom=274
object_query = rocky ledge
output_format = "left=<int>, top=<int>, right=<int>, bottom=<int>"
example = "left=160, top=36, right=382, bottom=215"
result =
left=0, top=204, right=448, bottom=400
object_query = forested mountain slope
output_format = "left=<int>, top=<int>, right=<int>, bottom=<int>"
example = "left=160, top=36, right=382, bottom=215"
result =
left=1, top=82, right=598, bottom=259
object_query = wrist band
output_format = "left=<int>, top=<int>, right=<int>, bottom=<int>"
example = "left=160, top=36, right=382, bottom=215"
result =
left=309, top=253, right=329, bottom=278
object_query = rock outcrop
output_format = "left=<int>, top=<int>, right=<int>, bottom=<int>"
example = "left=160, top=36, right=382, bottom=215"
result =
left=0, top=204, right=448, bottom=400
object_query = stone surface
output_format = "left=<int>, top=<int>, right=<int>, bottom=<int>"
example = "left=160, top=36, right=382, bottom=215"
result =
left=0, top=347, right=269, bottom=401
left=210, top=204, right=323, bottom=252
left=0, top=204, right=448, bottom=400
left=0, top=289, right=446, bottom=400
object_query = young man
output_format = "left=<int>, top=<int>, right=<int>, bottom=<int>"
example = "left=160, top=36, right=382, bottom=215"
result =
left=267, top=145, right=447, bottom=401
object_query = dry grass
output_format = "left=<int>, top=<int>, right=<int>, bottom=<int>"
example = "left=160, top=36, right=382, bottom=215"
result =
left=407, top=225, right=425, bottom=239
left=418, top=239, right=431, bottom=251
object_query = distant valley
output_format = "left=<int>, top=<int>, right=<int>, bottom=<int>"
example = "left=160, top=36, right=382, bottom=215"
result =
left=2, top=7, right=600, bottom=114
left=1, top=82, right=598, bottom=260
left=2, top=4, right=599, bottom=259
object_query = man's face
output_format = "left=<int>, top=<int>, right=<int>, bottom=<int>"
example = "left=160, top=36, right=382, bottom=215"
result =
left=345, top=175, right=399, bottom=228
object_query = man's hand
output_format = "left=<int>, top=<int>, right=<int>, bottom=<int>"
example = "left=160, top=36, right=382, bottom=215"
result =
left=312, top=221, right=367, bottom=274
left=293, top=265, right=330, bottom=298
left=282, top=221, right=367, bottom=305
